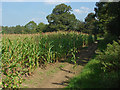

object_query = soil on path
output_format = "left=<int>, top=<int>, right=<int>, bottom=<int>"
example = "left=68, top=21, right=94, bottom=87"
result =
left=21, top=43, right=97, bottom=88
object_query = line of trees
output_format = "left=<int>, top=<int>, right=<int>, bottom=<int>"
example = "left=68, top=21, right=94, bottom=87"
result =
left=2, top=21, right=46, bottom=34
left=2, top=3, right=95, bottom=34
left=2, top=2, right=120, bottom=38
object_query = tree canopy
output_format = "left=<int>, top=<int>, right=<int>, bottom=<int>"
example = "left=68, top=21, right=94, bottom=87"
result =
left=84, top=13, right=96, bottom=34
left=24, top=21, right=37, bottom=33
left=46, top=3, right=78, bottom=31
left=36, top=22, right=46, bottom=33
left=94, top=1, right=120, bottom=36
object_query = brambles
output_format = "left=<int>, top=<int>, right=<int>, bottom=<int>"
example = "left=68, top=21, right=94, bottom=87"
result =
left=2, top=31, right=94, bottom=88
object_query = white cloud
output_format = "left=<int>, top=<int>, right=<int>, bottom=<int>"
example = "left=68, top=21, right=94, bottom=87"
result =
left=80, top=7, right=90, bottom=10
left=73, top=7, right=91, bottom=14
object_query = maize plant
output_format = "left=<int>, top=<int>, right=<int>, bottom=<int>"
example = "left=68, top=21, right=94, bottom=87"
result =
left=2, top=31, right=94, bottom=88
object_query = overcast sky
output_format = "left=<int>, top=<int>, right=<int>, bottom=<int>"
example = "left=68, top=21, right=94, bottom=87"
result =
left=1, top=1, right=98, bottom=26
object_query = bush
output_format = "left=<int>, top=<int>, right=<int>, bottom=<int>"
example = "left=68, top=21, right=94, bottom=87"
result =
left=97, top=40, right=120, bottom=72
left=104, top=33, right=118, bottom=44
left=98, top=33, right=118, bottom=51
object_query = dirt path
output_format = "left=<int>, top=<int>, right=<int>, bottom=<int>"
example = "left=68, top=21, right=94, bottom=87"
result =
left=21, top=43, right=97, bottom=88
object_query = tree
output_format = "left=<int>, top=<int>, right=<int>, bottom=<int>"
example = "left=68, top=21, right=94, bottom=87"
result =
left=14, top=25, right=22, bottom=34
left=2, top=26, right=8, bottom=34
left=24, top=21, right=37, bottom=33
left=85, top=13, right=95, bottom=34
left=36, top=22, right=45, bottom=33
left=46, top=3, right=77, bottom=31
left=71, top=20, right=85, bottom=32
left=94, top=1, right=120, bottom=36
left=84, top=13, right=98, bottom=40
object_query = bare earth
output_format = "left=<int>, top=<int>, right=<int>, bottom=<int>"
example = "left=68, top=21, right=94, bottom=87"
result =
left=21, top=43, right=97, bottom=88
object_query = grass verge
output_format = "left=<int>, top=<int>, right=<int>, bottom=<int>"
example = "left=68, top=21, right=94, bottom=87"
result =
left=66, top=59, right=120, bottom=88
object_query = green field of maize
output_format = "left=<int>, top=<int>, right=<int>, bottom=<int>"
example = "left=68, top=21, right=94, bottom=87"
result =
left=1, top=31, right=94, bottom=88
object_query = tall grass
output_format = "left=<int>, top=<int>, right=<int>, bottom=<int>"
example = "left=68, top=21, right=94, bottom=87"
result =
left=2, top=31, right=94, bottom=88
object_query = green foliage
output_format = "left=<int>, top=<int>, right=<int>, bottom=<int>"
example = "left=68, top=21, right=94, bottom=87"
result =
left=70, top=48, right=78, bottom=69
left=46, top=3, right=80, bottom=32
left=2, top=21, right=46, bottom=34
left=66, top=59, right=102, bottom=88
left=98, top=33, right=118, bottom=51
left=84, top=13, right=99, bottom=41
left=36, top=22, right=46, bottom=33
left=25, top=21, right=37, bottom=30
left=2, top=26, right=25, bottom=34
left=97, top=40, right=120, bottom=72
left=75, top=21, right=85, bottom=32
left=95, top=2, right=120, bottom=36
left=24, top=21, right=37, bottom=33
left=85, top=13, right=95, bottom=22
left=84, top=13, right=96, bottom=33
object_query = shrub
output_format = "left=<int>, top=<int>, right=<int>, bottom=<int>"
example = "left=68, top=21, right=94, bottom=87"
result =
left=97, top=40, right=120, bottom=72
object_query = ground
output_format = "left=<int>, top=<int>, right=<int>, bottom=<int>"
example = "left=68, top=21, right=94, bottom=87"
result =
left=21, top=43, right=97, bottom=88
